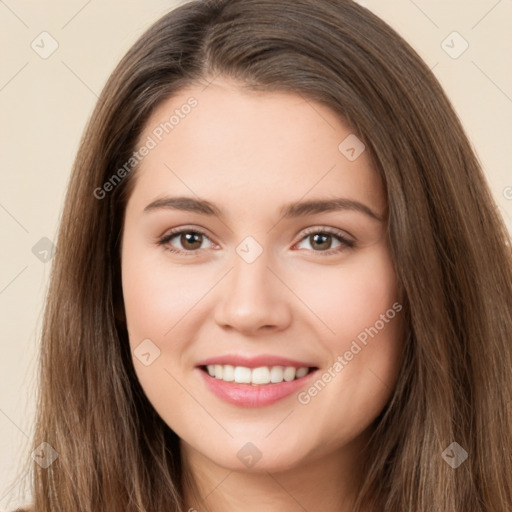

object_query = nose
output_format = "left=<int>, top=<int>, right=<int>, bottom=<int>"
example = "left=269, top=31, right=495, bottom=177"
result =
left=214, top=250, right=292, bottom=335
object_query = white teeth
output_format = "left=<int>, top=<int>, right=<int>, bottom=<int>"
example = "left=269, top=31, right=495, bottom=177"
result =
left=214, top=364, right=223, bottom=379
left=251, top=366, right=270, bottom=385
left=283, top=366, right=296, bottom=382
left=205, top=364, right=312, bottom=385
left=270, top=365, right=284, bottom=383
left=222, top=364, right=235, bottom=382
left=234, top=366, right=252, bottom=383
left=296, top=367, right=309, bottom=378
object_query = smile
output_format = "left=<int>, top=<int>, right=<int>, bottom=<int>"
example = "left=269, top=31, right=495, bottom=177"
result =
left=197, top=364, right=319, bottom=407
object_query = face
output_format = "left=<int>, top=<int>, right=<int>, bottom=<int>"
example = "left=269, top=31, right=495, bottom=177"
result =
left=121, top=77, right=405, bottom=474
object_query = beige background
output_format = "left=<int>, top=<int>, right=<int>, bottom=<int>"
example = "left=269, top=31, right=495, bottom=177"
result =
left=1, top=0, right=511, bottom=509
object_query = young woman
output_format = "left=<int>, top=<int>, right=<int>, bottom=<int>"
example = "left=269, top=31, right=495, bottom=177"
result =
left=13, top=0, right=512, bottom=510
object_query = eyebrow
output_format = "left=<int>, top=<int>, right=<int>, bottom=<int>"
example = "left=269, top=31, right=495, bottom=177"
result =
left=143, top=196, right=384, bottom=222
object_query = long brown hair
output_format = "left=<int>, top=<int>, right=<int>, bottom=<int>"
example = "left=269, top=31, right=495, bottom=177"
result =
left=12, top=0, right=512, bottom=510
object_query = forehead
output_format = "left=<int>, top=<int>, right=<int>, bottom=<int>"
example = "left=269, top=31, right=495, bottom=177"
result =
left=130, top=78, right=386, bottom=217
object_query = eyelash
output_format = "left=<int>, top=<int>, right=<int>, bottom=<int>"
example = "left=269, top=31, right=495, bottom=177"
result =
left=157, top=226, right=355, bottom=257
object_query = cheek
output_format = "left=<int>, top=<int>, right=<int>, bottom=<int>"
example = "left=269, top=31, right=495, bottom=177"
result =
left=292, top=243, right=400, bottom=345
left=293, top=242, right=404, bottom=405
left=121, top=238, right=194, bottom=412
left=120, top=232, right=220, bottom=392
left=121, top=234, right=200, bottom=342
left=295, top=245, right=404, bottom=432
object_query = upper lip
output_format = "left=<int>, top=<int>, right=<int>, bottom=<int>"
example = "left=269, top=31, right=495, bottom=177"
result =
left=196, top=354, right=318, bottom=369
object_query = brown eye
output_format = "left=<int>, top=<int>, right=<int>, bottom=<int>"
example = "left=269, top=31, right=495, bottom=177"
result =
left=159, top=229, right=214, bottom=255
left=178, top=231, right=204, bottom=250
left=309, top=233, right=335, bottom=251
left=295, top=228, right=354, bottom=254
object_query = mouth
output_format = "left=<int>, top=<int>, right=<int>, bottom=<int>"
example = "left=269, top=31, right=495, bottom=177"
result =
left=196, top=364, right=320, bottom=407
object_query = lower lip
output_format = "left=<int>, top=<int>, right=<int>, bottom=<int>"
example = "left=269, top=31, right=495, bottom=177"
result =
left=196, top=367, right=318, bottom=407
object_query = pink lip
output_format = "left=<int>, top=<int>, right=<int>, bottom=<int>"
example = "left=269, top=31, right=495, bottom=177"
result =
left=196, top=354, right=316, bottom=369
left=196, top=367, right=319, bottom=408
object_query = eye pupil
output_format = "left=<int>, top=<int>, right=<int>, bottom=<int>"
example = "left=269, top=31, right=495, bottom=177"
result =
left=182, top=232, right=202, bottom=250
left=311, top=233, right=331, bottom=251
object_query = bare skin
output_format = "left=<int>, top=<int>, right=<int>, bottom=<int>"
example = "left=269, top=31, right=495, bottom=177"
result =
left=121, top=77, right=405, bottom=512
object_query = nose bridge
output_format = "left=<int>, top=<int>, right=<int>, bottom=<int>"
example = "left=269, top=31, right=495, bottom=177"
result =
left=214, top=240, right=291, bottom=332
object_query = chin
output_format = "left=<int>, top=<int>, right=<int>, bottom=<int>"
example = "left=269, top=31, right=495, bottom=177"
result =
left=190, top=437, right=308, bottom=474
